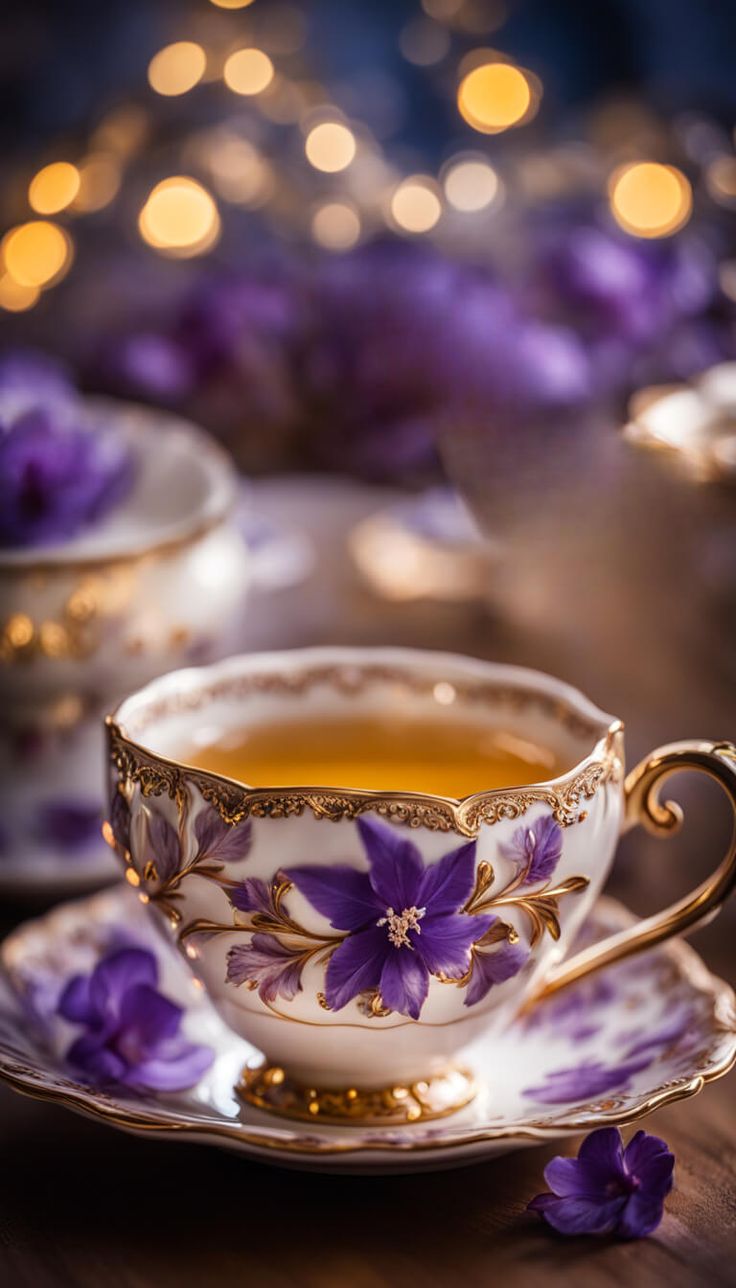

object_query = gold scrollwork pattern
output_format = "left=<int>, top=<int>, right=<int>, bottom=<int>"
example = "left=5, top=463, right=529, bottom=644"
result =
left=238, top=1062, right=477, bottom=1124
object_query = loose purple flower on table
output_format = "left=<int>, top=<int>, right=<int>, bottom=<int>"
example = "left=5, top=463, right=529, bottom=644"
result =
left=529, top=1127, right=674, bottom=1239
left=0, top=402, right=134, bottom=548
left=499, top=815, right=563, bottom=884
left=286, top=816, right=495, bottom=1019
left=58, top=947, right=213, bottom=1092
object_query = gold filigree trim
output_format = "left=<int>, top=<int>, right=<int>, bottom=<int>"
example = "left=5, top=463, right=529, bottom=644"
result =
left=108, top=721, right=622, bottom=839
left=237, top=1061, right=477, bottom=1125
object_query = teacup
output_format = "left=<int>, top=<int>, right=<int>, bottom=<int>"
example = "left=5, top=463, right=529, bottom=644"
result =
left=106, top=646, right=736, bottom=1125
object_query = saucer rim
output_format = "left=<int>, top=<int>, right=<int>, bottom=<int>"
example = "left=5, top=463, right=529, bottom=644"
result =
left=1, top=891, right=734, bottom=1163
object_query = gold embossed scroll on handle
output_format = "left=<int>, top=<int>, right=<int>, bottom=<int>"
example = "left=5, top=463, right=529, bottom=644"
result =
left=532, top=740, right=736, bottom=1003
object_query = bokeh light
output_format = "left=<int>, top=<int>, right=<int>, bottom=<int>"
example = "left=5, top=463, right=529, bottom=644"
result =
left=71, top=154, right=122, bottom=212
left=422, top=0, right=463, bottom=17
left=224, top=48, right=275, bottom=96
left=399, top=19, right=451, bottom=67
left=305, top=121, right=356, bottom=173
left=1, top=221, right=72, bottom=288
left=458, top=60, right=532, bottom=133
left=390, top=176, right=442, bottom=233
left=208, top=136, right=275, bottom=207
left=28, top=162, right=80, bottom=215
left=706, top=155, right=736, bottom=208
left=209, top=0, right=255, bottom=7
left=138, top=177, right=220, bottom=257
left=0, top=274, right=40, bottom=312
left=311, top=201, right=361, bottom=250
left=609, top=162, right=693, bottom=238
left=443, top=156, right=499, bottom=211
left=148, top=41, right=206, bottom=97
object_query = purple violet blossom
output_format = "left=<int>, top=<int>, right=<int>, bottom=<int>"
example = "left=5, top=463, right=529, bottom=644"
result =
left=0, top=402, right=134, bottom=548
left=58, top=947, right=213, bottom=1092
left=499, top=815, right=563, bottom=884
left=529, top=1127, right=674, bottom=1239
left=286, top=816, right=494, bottom=1019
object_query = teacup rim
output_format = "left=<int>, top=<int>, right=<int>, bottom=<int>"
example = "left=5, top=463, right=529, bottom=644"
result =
left=108, top=647, right=623, bottom=831
left=0, top=398, right=236, bottom=574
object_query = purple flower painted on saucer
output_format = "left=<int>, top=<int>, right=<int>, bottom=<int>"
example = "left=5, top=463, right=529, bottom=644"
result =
left=499, top=815, right=563, bottom=884
left=0, top=402, right=134, bottom=548
left=286, top=816, right=495, bottom=1019
left=523, top=1054, right=652, bottom=1104
left=58, top=947, right=213, bottom=1092
left=529, top=1127, right=674, bottom=1239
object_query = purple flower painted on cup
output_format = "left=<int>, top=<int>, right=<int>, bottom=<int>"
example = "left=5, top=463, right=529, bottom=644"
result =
left=523, top=1054, right=652, bottom=1104
left=144, top=806, right=252, bottom=884
left=0, top=402, right=134, bottom=548
left=286, top=816, right=494, bottom=1019
left=227, top=935, right=305, bottom=1004
left=464, top=930, right=530, bottom=1007
left=35, top=800, right=102, bottom=853
left=58, top=947, right=213, bottom=1092
left=529, top=1127, right=674, bottom=1239
left=499, top=815, right=563, bottom=885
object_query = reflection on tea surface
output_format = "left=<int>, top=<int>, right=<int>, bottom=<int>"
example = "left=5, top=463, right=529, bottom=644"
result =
left=185, top=714, right=561, bottom=797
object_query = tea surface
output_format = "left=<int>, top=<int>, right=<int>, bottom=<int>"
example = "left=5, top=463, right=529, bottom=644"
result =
left=185, top=714, right=561, bottom=797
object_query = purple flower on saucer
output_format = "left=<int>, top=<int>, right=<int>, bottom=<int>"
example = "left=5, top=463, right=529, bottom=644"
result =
left=58, top=947, right=213, bottom=1092
left=0, top=402, right=134, bottom=548
left=286, top=816, right=494, bottom=1019
left=35, top=800, right=102, bottom=852
left=529, top=1127, right=674, bottom=1238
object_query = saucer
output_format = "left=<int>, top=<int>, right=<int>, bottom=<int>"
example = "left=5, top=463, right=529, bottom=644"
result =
left=0, top=888, right=733, bottom=1174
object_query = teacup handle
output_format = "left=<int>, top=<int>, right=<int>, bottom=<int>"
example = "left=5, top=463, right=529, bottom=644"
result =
left=532, top=740, right=736, bottom=1002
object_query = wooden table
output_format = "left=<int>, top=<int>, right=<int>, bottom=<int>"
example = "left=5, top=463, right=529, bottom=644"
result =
left=1, top=477, right=734, bottom=1288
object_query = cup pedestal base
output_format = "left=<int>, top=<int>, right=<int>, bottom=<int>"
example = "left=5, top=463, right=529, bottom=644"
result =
left=237, top=1061, right=477, bottom=1126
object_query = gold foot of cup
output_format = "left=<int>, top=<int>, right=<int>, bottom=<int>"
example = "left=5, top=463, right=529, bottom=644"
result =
left=237, top=1062, right=477, bottom=1126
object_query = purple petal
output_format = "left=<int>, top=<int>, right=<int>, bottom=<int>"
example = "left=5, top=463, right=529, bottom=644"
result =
left=524, top=1057, right=651, bottom=1104
left=194, top=808, right=252, bottom=864
left=416, top=911, right=493, bottom=977
left=324, top=925, right=388, bottom=1011
left=226, top=934, right=305, bottom=1004
left=464, top=939, right=530, bottom=1007
left=499, top=815, right=562, bottom=885
left=418, top=840, right=477, bottom=914
left=617, top=1192, right=669, bottom=1240
left=286, top=864, right=377, bottom=931
left=58, top=973, right=95, bottom=1025
left=146, top=812, right=182, bottom=882
left=379, top=949, right=429, bottom=1019
left=623, top=1131, right=675, bottom=1196
left=66, top=1032, right=127, bottom=1083
left=577, top=1125, right=626, bottom=1180
left=358, top=816, right=424, bottom=910
left=230, top=877, right=273, bottom=915
left=123, top=1041, right=214, bottom=1092
left=530, top=1194, right=627, bottom=1236
left=118, top=983, right=182, bottom=1047
left=89, top=948, right=158, bottom=1018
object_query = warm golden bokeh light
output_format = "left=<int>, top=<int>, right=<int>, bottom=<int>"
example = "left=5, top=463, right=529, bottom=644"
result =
left=0, top=274, right=40, bottom=312
left=209, top=0, right=255, bottom=7
left=311, top=201, right=361, bottom=250
left=422, top=0, right=463, bottom=18
left=28, top=162, right=80, bottom=215
left=609, top=162, right=693, bottom=238
left=390, top=176, right=442, bottom=233
left=223, top=48, right=274, bottom=95
left=148, top=41, right=206, bottom=96
left=209, top=136, right=274, bottom=207
left=443, top=157, right=499, bottom=211
left=2, top=221, right=72, bottom=288
left=71, top=154, right=122, bottom=212
left=304, top=121, right=356, bottom=173
left=706, top=155, right=736, bottom=207
left=458, top=61, right=531, bottom=133
left=138, top=177, right=220, bottom=256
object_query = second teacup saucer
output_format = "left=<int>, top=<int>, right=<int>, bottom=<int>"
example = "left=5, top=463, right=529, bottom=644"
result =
left=0, top=888, right=733, bottom=1174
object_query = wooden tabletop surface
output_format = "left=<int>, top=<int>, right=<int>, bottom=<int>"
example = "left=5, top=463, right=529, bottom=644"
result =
left=1, top=475, right=734, bottom=1288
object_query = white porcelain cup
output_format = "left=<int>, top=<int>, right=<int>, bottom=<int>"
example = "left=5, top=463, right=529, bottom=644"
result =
left=107, top=647, right=736, bottom=1125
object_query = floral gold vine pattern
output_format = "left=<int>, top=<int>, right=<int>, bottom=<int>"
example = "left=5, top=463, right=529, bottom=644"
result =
left=116, top=790, right=590, bottom=1021
left=107, top=716, right=621, bottom=839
